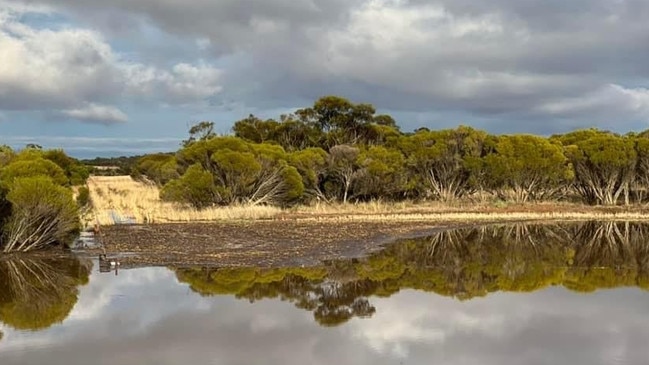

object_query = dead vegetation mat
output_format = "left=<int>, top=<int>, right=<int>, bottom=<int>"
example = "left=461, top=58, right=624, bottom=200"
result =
left=89, top=220, right=456, bottom=268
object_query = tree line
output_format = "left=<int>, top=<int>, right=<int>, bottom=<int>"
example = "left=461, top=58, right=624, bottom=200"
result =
left=133, top=95, right=649, bottom=207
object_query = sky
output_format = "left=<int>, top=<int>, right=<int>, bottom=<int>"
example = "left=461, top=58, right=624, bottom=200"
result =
left=2, top=263, right=649, bottom=364
left=1, top=0, right=649, bottom=157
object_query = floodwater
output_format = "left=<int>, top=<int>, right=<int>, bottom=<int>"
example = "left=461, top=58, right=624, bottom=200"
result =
left=2, top=221, right=649, bottom=365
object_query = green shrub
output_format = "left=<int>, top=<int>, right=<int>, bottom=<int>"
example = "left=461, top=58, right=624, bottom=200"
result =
left=76, top=186, right=91, bottom=208
left=0, top=158, right=69, bottom=187
left=160, top=164, right=217, bottom=209
left=133, top=153, right=178, bottom=185
left=1, top=177, right=80, bottom=252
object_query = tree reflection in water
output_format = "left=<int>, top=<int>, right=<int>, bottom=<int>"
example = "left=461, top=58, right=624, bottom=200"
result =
left=0, top=256, right=91, bottom=331
left=0, top=222, right=645, bottom=331
left=175, top=221, right=649, bottom=326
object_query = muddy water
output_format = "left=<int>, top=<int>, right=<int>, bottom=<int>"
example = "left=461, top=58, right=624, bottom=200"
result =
left=2, top=221, right=649, bottom=364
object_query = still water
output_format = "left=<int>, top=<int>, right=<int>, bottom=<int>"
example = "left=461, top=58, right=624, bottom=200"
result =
left=2, top=221, right=649, bottom=364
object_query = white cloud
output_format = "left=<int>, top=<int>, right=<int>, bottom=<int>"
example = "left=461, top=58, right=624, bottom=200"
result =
left=0, top=0, right=52, bottom=16
left=537, top=84, right=649, bottom=120
left=125, top=63, right=223, bottom=104
left=338, top=0, right=505, bottom=52
left=166, top=63, right=222, bottom=100
left=349, top=290, right=507, bottom=358
left=0, top=16, right=118, bottom=109
left=0, top=5, right=223, bottom=124
left=61, top=103, right=128, bottom=124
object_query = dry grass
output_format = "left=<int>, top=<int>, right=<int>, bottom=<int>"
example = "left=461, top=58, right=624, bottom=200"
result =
left=293, top=211, right=649, bottom=223
left=85, top=175, right=649, bottom=226
left=293, top=200, right=498, bottom=215
left=85, top=176, right=281, bottom=226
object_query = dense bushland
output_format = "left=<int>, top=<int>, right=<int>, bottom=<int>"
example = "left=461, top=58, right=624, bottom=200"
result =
left=0, top=146, right=89, bottom=252
left=135, top=96, right=649, bottom=208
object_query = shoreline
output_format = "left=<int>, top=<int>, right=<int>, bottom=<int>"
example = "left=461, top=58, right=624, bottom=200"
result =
left=84, top=211, right=649, bottom=268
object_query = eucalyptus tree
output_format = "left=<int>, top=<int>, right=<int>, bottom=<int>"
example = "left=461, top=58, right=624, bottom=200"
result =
left=160, top=164, right=218, bottom=209
left=295, top=96, right=398, bottom=148
left=167, top=135, right=304, bottom=207
left=234, top=114, right=323, bottom=151
left=354, top=146, right=407, bottom=200
left=483, top=134, right=572, bottom=202
left=397, top=126, right=487, bottom=201
left=182, top=121, right=216, bottom=147
left=232, top=114, right=280, bottom=144
left=289, top=147, right=329, bottom=202
left=272, top=116, right=323, bottom=151
left=133, top=153, right=178, bottom=185
left=246, top=143, right=304, bottom=206
left=326, top=145, right=362, bottom=203
left=0, top=158, right=69, bottom=187
left=633, top=132, right=649, bottom=203
left=0, top=148, right=83, bottom=252
left=555, top=130, right=636, bottom=205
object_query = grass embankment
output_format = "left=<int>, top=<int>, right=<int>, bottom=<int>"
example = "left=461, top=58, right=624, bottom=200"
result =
left=86, top=175, right=649, bottom=227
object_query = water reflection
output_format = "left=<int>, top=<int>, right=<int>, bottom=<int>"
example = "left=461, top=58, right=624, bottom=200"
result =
left=177, top=266, right=377, bottom=326
left=175, top=221, right=649, bottom=325
left=2, top=221, right=649, bottom=365
left=0, top=256, right=91, bottom=331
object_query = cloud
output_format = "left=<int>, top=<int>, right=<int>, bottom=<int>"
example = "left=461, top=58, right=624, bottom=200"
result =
left=3, top=0, right=649, bottom=133
left=537, top=84, right=649, bottom=120
left=0, top=5, right=223, bottom=124
left=125, top=63, right=222, bottom=104
left=61, top=103, right=128, bottom=124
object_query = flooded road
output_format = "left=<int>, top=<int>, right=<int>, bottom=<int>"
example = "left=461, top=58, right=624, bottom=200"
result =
left=2, top=221, right=649, bottom=364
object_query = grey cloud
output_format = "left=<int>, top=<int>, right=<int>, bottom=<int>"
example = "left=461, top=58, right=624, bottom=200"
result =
left=13, top=0, right=361, bottom=54
left=5, top=0, right=649, bottom=133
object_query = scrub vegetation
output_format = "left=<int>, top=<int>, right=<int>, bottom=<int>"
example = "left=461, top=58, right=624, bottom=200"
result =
left=0, top=146, right=89, bottom=252
left=131, top=96, right=649, bottom=209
